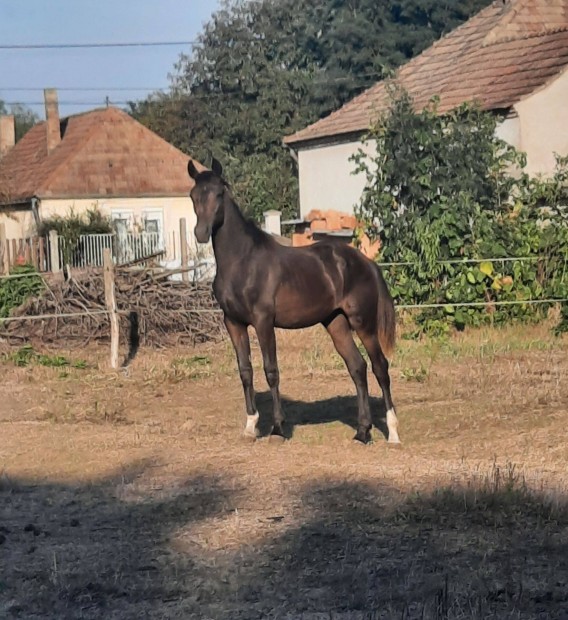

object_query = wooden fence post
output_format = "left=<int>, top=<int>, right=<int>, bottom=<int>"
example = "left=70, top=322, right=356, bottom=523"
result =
left=179, top=217, right=189, bottom=283
left=0, top=223, right=8, bottom=275
left=49, top=230, right=60, bottom=273
left=103, top=248, right=120, bottom=369
left=30, top=237, right=39, bottom=270
left=38, top=237, right=46, bottom=272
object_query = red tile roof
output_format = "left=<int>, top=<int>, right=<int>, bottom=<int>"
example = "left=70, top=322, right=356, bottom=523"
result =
left=284, top=0, right=568, bottom=146
left=0, top=106, right=202, bottom=204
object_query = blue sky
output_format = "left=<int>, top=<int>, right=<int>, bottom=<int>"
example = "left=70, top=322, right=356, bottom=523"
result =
left=0, top=0, right=220, bottom=119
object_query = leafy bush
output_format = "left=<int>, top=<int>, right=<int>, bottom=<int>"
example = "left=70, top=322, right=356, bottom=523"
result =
left=0, top=265, right=44, bottom=319
left=353, top=87, right=568, bottom=334
left=37, top=207, right=112, bottom=238
left=37, top=207, right=113, bottom=267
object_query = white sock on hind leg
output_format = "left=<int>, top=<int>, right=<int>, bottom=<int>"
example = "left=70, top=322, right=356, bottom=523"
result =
left=386, top=408, right=401, bottom=444
left=244, top=412, right=259, bottom=437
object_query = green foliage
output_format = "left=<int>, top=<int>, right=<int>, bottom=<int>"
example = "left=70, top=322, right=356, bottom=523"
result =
left=37, top=207, right=112, bottom=238
left=169, top=354, right=212, bottom=381
left=6, top=345, right=87, bottom=369
left=129, top=0, right=492, bottom=222
left=0, top=99, right=39, bottom=142
left=400, top=363, right=429, bottom=382
left=37, top=207, right=113, bottom=267
left=354, top=89, right=568, bottom=334
left=0, top=266, right=44, bottom=319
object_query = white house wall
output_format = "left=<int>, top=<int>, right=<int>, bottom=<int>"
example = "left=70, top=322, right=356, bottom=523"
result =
left=495, top=115, right=521, bottom=150
left=297, top=139, right=376, bottom=219
left=0, top=209, right=35, bottom=240
left=295, top=69, right=568, bottom=218
left=514, top=67, right=568, bottom=176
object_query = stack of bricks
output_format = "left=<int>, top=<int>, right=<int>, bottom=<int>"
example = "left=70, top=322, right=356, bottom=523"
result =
left=291, top=209, right=380, bottom=260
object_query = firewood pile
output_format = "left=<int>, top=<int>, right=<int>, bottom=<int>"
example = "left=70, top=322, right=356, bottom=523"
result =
left=2, top=267, right=225, bottom=347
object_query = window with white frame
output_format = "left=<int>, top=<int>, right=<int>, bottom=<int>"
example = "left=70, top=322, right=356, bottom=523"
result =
left=110, top=210, right=133, bottom=235
left=142, top=208, right=164, bottom=244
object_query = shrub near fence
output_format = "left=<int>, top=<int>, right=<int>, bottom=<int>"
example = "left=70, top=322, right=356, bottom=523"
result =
left=381, top=255, right=568, bottom=336
left=354, top=89, right=568, bottom=335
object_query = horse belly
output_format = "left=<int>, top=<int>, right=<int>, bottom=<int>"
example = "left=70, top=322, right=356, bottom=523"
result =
left=274, top=284, right=335, bottom=329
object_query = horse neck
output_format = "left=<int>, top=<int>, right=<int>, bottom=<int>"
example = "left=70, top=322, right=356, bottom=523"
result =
left=211, top=195, right=257, bottom=271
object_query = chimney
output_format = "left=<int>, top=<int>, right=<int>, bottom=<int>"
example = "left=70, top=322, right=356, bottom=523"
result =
left=0, top=115, right=15, bottom=158
left=44, top=88, right=61, bottom=154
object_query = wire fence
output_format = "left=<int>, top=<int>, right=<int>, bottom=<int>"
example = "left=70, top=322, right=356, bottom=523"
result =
left=377, top=254, right=568, bottom=310
left=377, top=256, right=549, bottom=267
left=1, top=256, right=567, bottom=329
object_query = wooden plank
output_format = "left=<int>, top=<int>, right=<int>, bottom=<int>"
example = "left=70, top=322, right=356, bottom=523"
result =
left=11, top=239, right=17, bottom=268
left=30, top=237, right=39, bottom=270
left=0, top=223, right=8, bottom=275
left=49, top=230, right=60, bottom=273
left=116, top=249, right=165, bottom=268
left=38, top=237, right=46, bottom=272
left=103, top=248, right=120, bottom=369
left=24, top=238, right=32, bottom=265
left=179, top=218, right=189, bottom=283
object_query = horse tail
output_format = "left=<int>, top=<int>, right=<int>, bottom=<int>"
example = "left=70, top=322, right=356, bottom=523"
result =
left=374, top=263, right=396, bottom=358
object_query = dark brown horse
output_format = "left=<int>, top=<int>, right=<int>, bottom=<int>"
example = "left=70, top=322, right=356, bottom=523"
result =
left=188, top=157, right=400, bottom=445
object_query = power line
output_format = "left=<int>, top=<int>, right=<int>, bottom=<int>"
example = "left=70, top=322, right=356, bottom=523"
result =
left=2, top=101, right=138, bottom=107
left=0, top=41, right=197, bottom=50
left=1, top=71, right=386, bottom=107
left=0, top=87, right=169, bottom=92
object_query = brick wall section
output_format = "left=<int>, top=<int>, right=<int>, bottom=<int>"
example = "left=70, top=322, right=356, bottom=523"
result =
left=291, top=209, right=380, bottom=259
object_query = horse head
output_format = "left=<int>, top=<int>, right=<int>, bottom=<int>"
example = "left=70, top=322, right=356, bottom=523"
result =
left=188, top=156, right=226, bottom=243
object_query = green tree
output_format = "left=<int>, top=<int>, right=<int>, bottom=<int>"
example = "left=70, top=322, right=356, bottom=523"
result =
left=353, top=88, right=568, bottom=333
left=0, top=99, right=39, bottom=142
left=129, top=0, right=493, bottom=221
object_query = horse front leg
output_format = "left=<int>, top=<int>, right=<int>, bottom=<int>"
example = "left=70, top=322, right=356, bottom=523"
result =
left=223, top=315, right=259, bottom=441
left=255, top=318, right=285, bottom=441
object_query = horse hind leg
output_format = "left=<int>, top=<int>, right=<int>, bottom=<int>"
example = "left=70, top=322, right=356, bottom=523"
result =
left=324, top=313, right=373, bottom=444
left=357, top=329, right=401, bottom=444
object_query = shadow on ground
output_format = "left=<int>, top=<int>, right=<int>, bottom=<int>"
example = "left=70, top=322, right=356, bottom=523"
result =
left=255, top=391, right=389, bottom=440
left=1, top=461, right=567, bottom=619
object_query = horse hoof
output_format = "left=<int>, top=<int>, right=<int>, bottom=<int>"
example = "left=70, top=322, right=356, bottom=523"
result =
left=242, top=432, right=257, bottom=443
left=387, top=438, right=402, bottom=447
left=353, top=431, right=372, bottom=445
left=269, top=433, right=286, bottom=444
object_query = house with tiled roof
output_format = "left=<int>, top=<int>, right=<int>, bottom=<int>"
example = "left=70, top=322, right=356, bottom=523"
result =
left=284, top=0, right=568, bottom=220
left=0, top=89, right=203, bottom=253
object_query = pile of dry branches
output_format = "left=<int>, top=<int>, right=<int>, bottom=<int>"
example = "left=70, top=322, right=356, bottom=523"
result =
left=2, top=267, right=225, bottom=347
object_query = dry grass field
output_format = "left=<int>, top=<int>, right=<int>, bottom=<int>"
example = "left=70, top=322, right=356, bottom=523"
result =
left=1, top=322, right=568, bottom=619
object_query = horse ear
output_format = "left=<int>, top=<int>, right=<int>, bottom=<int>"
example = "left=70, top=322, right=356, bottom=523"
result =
left=211, top=157, right=223, bottom=177
left=188, top=159, right=199, bottom=180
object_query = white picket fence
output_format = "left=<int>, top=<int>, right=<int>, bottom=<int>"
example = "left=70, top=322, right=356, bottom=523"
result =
left=58, top=232, right=166, bottom=268
left=56, top=231, right=216, bottom=281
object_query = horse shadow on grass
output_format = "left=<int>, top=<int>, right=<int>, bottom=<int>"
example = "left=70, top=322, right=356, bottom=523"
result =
left=255, top=391, right=390, bottom=440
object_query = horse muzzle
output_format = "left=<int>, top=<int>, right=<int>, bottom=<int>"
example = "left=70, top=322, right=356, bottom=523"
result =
left=195, top=224, right=211, bottom=244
